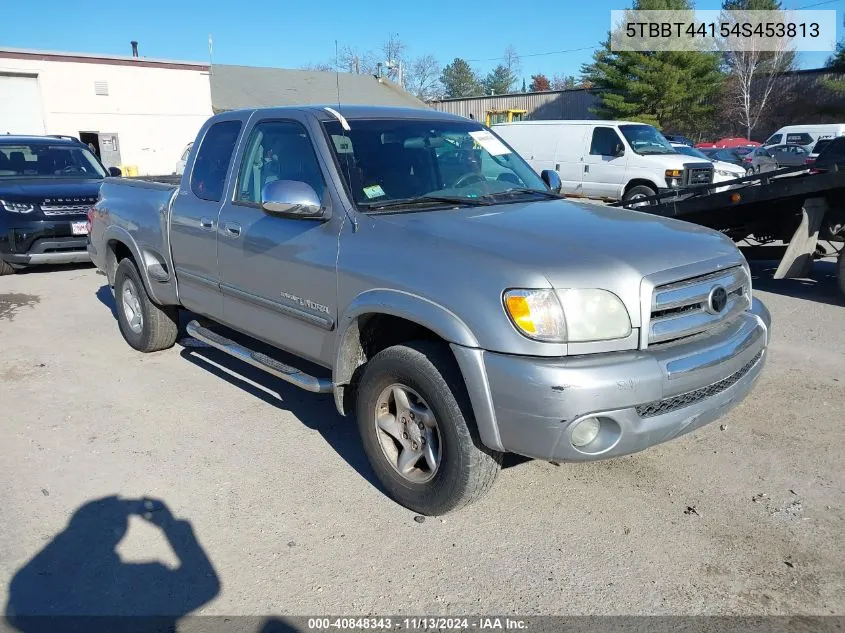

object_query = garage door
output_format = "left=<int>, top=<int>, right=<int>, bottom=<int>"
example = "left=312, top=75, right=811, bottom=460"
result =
left=0, top=74, right=45, bottom=135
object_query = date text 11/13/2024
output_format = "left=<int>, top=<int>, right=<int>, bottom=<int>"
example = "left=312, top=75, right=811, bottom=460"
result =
left=307, top=617, right=528, bottom=630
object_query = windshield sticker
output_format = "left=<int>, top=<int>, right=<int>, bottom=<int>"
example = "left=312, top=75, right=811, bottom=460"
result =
left=363, top=184, right=386, bottom=199
left=332, top=135, right=354, bottom=154
left=469, top=131, right=511, bottom=156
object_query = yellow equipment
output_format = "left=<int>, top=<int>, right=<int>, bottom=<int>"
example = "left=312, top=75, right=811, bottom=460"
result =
left=485, top=109, right=527, bottom=126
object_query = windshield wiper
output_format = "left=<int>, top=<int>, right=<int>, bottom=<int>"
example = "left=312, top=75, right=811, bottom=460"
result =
left=478, top=188, right=560, bottom=200
left=360, top=195, right=492, bottom=212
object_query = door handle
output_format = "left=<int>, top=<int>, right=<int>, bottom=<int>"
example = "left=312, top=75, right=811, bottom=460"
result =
left=224, top=222, right=241, bottom=238
left=200, top=217, right=214, bottom=230
left=584, top=165, right=590, bottom=173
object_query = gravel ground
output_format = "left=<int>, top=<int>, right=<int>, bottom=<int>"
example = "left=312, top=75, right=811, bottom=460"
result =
left=0, top=260, right=843, bottom=620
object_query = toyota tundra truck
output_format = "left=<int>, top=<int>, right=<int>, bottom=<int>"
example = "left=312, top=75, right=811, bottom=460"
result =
left=88, top=106, right=771, bottom=515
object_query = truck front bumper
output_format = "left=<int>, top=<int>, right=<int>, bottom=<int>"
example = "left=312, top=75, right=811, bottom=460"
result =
left=0, top=217, right=90, bottom=266
left=469, top=298, right=770, bottom=462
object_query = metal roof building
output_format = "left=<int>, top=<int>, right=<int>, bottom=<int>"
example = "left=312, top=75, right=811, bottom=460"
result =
left=209, top=64, right=426, bottom=112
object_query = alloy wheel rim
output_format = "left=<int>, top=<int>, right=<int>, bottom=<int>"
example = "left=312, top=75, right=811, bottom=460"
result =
left=121, top=279, right=144, bottom=334
left=374, top=383, right=442, bottom=483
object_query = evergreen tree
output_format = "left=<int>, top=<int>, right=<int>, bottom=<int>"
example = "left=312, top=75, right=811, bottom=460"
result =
left=440, top=58, right=483, bottom=98
left=484, top=65, right=516, bottom=95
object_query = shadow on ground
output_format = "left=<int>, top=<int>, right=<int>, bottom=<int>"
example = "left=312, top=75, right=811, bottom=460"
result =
left=749, top=259, right=844, bottom=307
left=5, top=496, right=220, bottom=633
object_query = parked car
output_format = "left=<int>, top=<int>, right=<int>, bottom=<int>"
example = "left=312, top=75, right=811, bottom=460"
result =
left=663, top=134, right=694, bottom=146
left=0, top=135, right=121, bottom=275
left=174, top=142, right=193, bottom=176
left=700, top=147, right=748, bottom=169
left=764, top=124, right=845, bottom=151
left=809, top=136, right=845, bottom=171
left=670, top=143, right=745, bottom=183
left=804, top=138, right=833, bottom=165
left=746, top=144, right=809, bottom=173
left=89, top=106, right=770, bottom=515
left=493, top=120, right=713, bottom=202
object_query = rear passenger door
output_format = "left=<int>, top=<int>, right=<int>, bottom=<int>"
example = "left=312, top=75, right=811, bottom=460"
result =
left=170, top=117, right=242, bottom=318
left=216, top=117, right=341, bottom=365
left=582, top=126, right=627, bottom=198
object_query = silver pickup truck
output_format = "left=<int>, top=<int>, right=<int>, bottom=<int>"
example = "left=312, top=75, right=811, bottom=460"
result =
left=89, top=106, right=771, bottom=515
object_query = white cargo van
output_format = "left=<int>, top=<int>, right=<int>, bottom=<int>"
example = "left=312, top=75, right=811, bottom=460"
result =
left=492, top=120, right=714, bottom=202
left=763, top=124, right=845, bottom=151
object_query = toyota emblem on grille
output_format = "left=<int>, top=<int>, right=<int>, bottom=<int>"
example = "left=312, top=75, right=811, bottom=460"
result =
left=707, top=285, right=728, bottom=314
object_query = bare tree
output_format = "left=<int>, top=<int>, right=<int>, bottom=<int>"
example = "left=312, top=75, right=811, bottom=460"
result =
left=301, top=62, right=336, bottom=73
left=550, top=74, right=578, bottom=90
left=405, top=55, right=442, bottom=100
left=381, top=33, right=408, bottom=84
left=721, top=10, right=795, bottom=139
left=503, top=45, right=521, bottom=77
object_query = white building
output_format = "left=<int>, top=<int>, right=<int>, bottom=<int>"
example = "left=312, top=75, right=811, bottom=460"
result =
left=0, top=47, right=213, bottom=175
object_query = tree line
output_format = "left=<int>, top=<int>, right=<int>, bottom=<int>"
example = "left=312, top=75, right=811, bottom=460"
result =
left=303, top=39, right=591, bottom=102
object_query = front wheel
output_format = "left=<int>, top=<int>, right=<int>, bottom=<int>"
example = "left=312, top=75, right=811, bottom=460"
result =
left=114, top=258, right=179, bottom=352
left=622, top=185, right=656, bottom=206
left=355, top=341, right=502, bottom=515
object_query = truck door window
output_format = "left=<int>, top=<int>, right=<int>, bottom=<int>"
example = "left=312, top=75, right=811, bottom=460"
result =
left=190, top=120, right=242, bottom=202
left=236, top=120, right=326, bottom=205
left=589, top=127, right=623, bottom=156
left=765, top=134, right=782, bottom=145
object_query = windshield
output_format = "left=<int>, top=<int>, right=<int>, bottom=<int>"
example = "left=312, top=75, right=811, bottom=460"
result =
left=619, top=125, right=675, bottom=155
left=0, top=143, right=107, bottom=179
left=674, top=145, right=710, bottom=160
left=322, top=119, right=549, bottom=210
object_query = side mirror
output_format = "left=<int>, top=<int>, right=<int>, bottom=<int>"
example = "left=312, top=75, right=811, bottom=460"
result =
left=108, top=166, right=122, bottom=177
left=613, top=143, right=625, bottom=157
left=260, top=180, right=325, bottom=219
left=540, top=169, right=562, bottom=194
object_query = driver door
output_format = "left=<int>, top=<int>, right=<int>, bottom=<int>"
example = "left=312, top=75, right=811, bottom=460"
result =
left=582, top=126, right=627, bottom=198
left=216, top=117, right=341, bottom=365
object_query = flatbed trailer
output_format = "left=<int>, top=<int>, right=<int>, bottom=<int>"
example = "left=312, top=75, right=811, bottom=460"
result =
left=611, top=164, right=845, bottom=295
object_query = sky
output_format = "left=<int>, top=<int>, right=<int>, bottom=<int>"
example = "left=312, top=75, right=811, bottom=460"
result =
left=2, top=0, right=843, bottom=85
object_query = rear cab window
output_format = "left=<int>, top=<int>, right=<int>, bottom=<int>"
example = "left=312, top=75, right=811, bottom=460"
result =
left=190, top=120, right=242, bottom=202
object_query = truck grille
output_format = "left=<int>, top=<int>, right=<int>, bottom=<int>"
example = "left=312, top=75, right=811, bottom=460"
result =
left=648, top=266, right=750, bottom=346
left=40, top=196, right=97, bottom=216
left=635, top=350, right=762, bottom=418
left=685, top=166, right=713, bottom=185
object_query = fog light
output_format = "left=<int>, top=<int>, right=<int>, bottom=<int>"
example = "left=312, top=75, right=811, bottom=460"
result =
left=570, top=417, right=601, bottom=448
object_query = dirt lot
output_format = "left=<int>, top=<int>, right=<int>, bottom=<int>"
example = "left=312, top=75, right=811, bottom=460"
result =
left=0, top=261, right=843, bottom=619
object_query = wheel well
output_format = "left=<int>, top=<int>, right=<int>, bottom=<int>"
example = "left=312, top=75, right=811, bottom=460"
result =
left=624, top=179, right=658, bottom=195
left=105, top=240, right=133, bottom=284
left=336, top=314, right=445, bottom=415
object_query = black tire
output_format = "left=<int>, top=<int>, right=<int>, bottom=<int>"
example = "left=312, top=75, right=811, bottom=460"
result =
left=355, top=341, right=502, bottom=515
left=114, top=258, right=179, bottom=352
left=0, top=258, right=15, bottom=276
left=838, top=248, right=845, bottom=296
left=623, top=184, right=656, bottom=204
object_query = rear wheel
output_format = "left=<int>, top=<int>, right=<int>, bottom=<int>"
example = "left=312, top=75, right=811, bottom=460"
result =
left=114, top=258, right=179, bottom=352
left=355, top=341, right=502, bottom=515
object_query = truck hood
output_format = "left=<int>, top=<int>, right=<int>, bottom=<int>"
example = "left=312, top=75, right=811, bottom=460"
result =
left=372, top=198, right=741, bottom=325
left=0, top=178, right=103, bottom=204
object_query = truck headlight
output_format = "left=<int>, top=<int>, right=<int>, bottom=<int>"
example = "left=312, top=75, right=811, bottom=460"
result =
left=503, top=289, right=566, bottom=342
left=557, top=289, right=631, bottom=342
left=0, top=200, right=37, bottom=214
left=715, top=169, right=735, bottom=178
left=504, top=288, right=631, bottom=343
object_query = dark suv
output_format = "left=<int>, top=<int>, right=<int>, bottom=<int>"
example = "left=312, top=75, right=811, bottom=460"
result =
left=0, top=136, right=120, bottom=275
